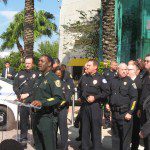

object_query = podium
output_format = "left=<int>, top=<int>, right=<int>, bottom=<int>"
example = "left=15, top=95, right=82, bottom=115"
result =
left=0, top=99, right=41, bottom=149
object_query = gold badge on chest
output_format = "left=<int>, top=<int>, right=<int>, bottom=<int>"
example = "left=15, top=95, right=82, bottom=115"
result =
left=44, top=80, right=48, bottom=85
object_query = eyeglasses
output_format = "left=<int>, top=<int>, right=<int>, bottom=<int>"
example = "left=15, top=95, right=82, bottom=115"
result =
left=144, top=60, right=150, bottom=63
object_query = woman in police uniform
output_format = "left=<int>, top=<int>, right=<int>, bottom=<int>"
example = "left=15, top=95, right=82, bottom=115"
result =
left=54, top=66, right=74, bottom=150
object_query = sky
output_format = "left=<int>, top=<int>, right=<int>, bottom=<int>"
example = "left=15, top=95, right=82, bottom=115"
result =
left=0, top=0, right=61, bottom=52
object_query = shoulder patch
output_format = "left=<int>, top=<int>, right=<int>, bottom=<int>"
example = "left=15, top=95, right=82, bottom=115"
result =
left=55, top=80, right=61, bottom=87
left=70, top=74, right=73, bottom=78
left=67, top=85, right=71, bottom=89
left=19, top=75, right=25, bottom=79
left=102, top=79, right=107, bottom=83
left=132, top=83, right=137, bottom=89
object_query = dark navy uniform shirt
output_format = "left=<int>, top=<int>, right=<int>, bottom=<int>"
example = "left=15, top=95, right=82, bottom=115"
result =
left=109, top=76, right=138, bottom=114
left=13, top=69, right=39, bottom=103
left=78, top=72, right=110, bottom=103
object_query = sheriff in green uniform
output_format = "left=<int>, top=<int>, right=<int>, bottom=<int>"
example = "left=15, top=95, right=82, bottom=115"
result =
left=31, top=55, right=63, bottom=150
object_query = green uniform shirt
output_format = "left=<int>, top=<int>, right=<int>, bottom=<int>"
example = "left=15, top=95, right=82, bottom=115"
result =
left=33, top=70, right=63, bottom=107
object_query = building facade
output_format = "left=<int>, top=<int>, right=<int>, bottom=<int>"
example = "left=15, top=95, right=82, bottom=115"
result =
left=115, top=0, right=150, bottom=62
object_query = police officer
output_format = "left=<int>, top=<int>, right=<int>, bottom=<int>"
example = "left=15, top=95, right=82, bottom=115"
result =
left=31, top=55, right=63, bottom=150
left=107, top=63, right=138, bottom=150
left=103, top=61, right=118, bottom=128
left=54, top=66, right=74, bottom=150
left=139, top=54, right=150, bottom=150
left=53, top=58, right=75, bottom=98
left=78, top=59, right=110, bottom=150
left=13, top=57, right=38, bottom=144
left=127, top=64, right=142, bottom=150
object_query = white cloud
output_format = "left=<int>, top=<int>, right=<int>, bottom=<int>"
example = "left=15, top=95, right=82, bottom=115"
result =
left=0, top=11, right=18, bottom=21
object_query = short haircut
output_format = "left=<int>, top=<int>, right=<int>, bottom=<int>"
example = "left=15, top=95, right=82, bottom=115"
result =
left=61, top=64, right=66, bottom=68
left=110, top=61, right=117, bottom=65
left=5, top=61, right=10, bottom=64
left=42, top=55, right=53, bottom=66
left=53, top=66, right=62, bottom=73
left=25, top=56, right=34, bottom=62
left=145, top=53, right=150, bottom=58
left=88, top=59, right=98, bottom=67
left=53, top=58, right=60, bottom=64
left=118, top=62, right=127, bottom=69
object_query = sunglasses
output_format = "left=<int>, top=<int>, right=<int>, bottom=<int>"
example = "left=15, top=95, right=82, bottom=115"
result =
left=144, top=60, right=150, bottom=63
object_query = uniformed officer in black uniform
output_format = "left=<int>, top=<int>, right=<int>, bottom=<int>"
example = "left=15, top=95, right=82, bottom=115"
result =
left=78, top=59, right=110, bottom=150
left=13, top=57, right=38, bottom=144
left=54, top=66, right=74, bottom=150
left=103, top=61, right=118, bottom=128
left=31, top=55, right=63, bottom=150
left=53, top=58, right=75, bottom=98
left=127, top=64, right=142, bottom=150
left=107, top=63, right=138, bottom=150
left=139, top=54, right=150, bottom=150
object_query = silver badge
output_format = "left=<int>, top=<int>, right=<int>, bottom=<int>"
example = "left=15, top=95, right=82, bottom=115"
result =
left=32, top=74, right=36, bottom=79
left=102, top=79, right=107, bottom=83
left=124, top=82, right=127, bottom=85
left=93, top=80, right=98, bottom=85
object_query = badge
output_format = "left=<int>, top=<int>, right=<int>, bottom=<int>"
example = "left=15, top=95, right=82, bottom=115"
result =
left=132, top=83, right=137, bottom=89
left=55, top=80, right=61, bottom=87
left=124, top=82, right=127, bottom=85
left=93, top=80, right=98, bottom=85
left=67, top=85, right=71, bottom=89
left=102, top=79, right=107, bottom=83
left=19, top=75, right=25, bottom=79
left=32, top=74, right=36, bottom=79
left=44, top=80, right=48, bottom=84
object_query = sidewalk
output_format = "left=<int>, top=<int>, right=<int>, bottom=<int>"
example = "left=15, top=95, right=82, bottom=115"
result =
left=0, top=106, right=144, bottom=150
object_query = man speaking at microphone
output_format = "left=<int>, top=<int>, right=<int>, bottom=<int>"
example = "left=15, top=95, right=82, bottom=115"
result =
left=13, top=57, right=39, bottom=146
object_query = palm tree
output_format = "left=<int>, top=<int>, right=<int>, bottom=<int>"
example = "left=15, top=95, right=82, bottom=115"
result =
left=24, top=0, right=34, bottom=58
left=0, top=10, right=57, bottom=58
left=101, top=0, right=117, bottom=60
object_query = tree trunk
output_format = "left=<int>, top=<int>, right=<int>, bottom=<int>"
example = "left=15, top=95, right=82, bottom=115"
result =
left=101, top=0, right=117, bottom=60
left=24, top=0, right=34, bottom=58
left=16, top=41, right=25, bottom=63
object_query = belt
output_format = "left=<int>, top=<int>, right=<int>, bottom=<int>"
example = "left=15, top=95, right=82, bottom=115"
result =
left=111, top=105, right=129, bottom=113
left=32, top=107, right=54, bottom=114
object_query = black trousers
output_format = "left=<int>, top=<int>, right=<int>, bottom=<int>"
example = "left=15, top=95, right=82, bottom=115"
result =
left=75, top=104, right=83, bottom=138
left=57, top=107, right=68, bottom=150
left=131, top=113, right=140, bottom=150
left=111, top=111, right=133, bottom=150
left=81, top=102, right=102, bottom=150
left=104, top=106, right=110, bottom=126
left=20, top=106, right=30, bottom=140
